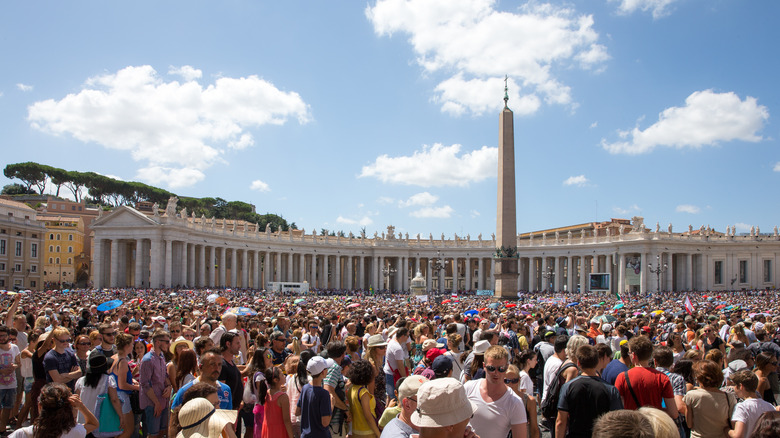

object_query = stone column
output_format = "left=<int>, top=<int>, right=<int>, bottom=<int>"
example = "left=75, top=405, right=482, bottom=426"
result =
left=606, top=254, right=613, bottom=292
left=218, top=247, right=226, bottom=287
left=579, top=256, right=588, bottom=294
left=323, top=254, right=329, bottom=289
left=403, top=257, right=409, bottom=291
left=477, top=258, right=484, bottom=290
left=299, top=253, right=306, bottom=286
left=226, top=248, right=235, bottom=287
left=426, top=259, right=433, bottom=292
left=134, top=239, right=144, bottom=288
left=358, top=256, right=365, bottom=290
left=452, top=257, right=459, bottom=292
left=540, top=257, right=548, bottom=291
left=490, top=258, right=496, bottom=290
left=438, top=258, right=445, bottom=293
left=93, top=239, right=104, bottom=289
left=163, top=240, right=173, bottom=287
left=273, top=252, right=280, bottom=282
left=333, top=255, right=341, bottom=290
left=465, top=257, right=472, bottom=291
left=209, top=247, right=216, bottom=287
left=640, top=253, right=648, bottom=294
left=618, top=253, right=626, bottom=295
left=686, top=253, right=693, bottom=290
left=150, top=239, right=163, bottom=288
left=311, top=254, right=318, bottom=288
left=241, top=249, right=249, bottom=288
left=109, top=239, right=119, bottom=287
left=566, top=256, right=574, bottom=293
left=197, top=245, right=205, bottom=287
left=415, top=257, right=421, bottom=275
left=553, top=256, right=561, bottom=291
left=286, top=252, right=293, bottom=283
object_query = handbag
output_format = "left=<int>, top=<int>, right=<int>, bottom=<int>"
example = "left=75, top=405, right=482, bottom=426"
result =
left=93, top=375, right=122, bottom=438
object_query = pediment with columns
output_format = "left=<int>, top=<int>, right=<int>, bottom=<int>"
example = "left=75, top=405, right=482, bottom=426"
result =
left=91, top=206, right=159, bottom=228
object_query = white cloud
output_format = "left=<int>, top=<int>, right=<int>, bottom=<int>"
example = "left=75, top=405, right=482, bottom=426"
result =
left=563, top=174, right=589, bottom=187
left=27, top=65, right=310, bottom=189
left=590, top=121, right=598, bottom=129
left=360, top=143, right=496, bottom=187
left=16, top=83, right=33, bottom=92
left=470, top=210, right=481, bottom=218
left=366, top=0, right=608, bottom=116
left=249, top=179, right=270, bottom=192
left=410, top=205, right=454, bottom=218
left=734, top=222, right=751, bottom=232
left=613, top=204, right=640, bottom=215
left=399, top=192, right=438, bottom=208
left=377, top=197, right=395, bottom=205
left=773, top=163, right=780, bottom=172
left=336, top=215, right=374, bottom=226
left=611, top=0, right=679, bottom=19
left=676, top=204, right=700, bottom=214
left=602, top=90, right=769, bottom=155
left=168, top=65, right=203, bottom=81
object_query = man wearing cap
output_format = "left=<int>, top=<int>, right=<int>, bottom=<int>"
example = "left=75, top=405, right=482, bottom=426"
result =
left=302, top=320, right=322, bottom=354
left=297, top=356, right=332, bottom=438
left=432, top=355, right=453, bottom=379
left=411, top=377, right=480, bottom=438
left=464, top=346, right=527, bottom=438
left=380, top=375, right=429, bottom=438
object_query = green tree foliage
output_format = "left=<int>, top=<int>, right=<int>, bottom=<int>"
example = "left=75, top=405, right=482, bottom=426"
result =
left=1, top=183, right=35, bottom=195
left=3, top=162, right=292, bottom=228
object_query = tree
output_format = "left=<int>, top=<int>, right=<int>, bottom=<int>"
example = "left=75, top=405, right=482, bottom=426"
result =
left=4, top=162, right=47, bottom=194
left=1, top=184, right=34, bottom=195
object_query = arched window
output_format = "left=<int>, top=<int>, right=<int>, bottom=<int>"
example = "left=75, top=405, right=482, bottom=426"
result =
left=48, top=258, right=53, bottom=264
left=68, top=246, right=73, bottom=253
left=55, top=258, right=60, bottom=264
left=56, top=234, right=61, bottom=240
left=67, top=258, right=72, bottom=264
left=68, top=235, right=73, bottom=241
left=56, top=246, right=60, bottom=252
left=49, top=246, right=53, bottom=252
left=49, top=233, right=54, bottom=240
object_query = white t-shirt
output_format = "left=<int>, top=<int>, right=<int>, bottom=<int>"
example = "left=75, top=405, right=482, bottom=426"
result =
left=383, top=340, right=406, bottom=375
left=0, top=344, right=20, bottom=389
left=519, top=370, right=534, bottom=395
left=74, top=374, right=117, bottom=424
left=463, top=380, right=527, bottom=438
left=731, top=397, right=775, bottom=436
left=542, top=355, right=563, bottom=402
left=302, top=332, right=321, bottom=353
left=11, top=423, right=87, bottom=438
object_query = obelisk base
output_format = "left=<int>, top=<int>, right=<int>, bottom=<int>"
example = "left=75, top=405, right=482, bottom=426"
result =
left=494, top=258, right=518, bottom=298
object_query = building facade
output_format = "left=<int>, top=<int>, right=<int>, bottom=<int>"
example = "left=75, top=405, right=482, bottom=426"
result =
left=89, top=201, right=780, bottom=294
left=39, top=215, right=85, bottom=288
left=0, top=199, right=45, bottom=290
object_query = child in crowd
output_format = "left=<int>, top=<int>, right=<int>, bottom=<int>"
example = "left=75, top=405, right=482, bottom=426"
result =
left=728, top=370, right=776, bottom=438
left=296, top=356, right=332, bottom=438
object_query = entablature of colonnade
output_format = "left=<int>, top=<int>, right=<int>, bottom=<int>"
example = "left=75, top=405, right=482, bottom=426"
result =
left=92, top=206, right=780, bottom=259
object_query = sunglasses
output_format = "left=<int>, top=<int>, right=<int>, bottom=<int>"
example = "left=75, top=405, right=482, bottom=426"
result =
left=485, top=365, right=507, bottom=373
left=504, top=378, right=520, bottom=384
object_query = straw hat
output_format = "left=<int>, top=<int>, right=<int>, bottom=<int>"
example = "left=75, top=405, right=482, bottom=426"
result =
left=177, top=398, right=237, bottom=438
left=366, top=334, right=387, bottom=348
left=170, top=336, right=195, bottom=354
left=473, top=340, right=490, bottom=356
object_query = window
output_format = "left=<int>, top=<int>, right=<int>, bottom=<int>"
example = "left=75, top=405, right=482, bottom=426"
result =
left=68, top=246, right=73, bottom=253
left=714, top=260, right=723, bottom=284
left=14, top=264, right=21, bottom=272
left=56, top=234, right=61, bottom=240
left=55, top=258, right=59, bottom=264
left=0, top=240, right=5, bottom=255
left=15, top=242, right=22, bottom=257
left=68, top=235, right=73, bottom=241
left=71, top=206, right=75, bottom=211
left=31, top=234, right=37, bottom=238
left=30, top=281, right=35, bottom=288
left=48, top=258, right=53, bottom=264
left=49, top=234, right=54, bottom=240
left=0, top=280, right=3, bottom=287
left=31, top=243, right=37, bottom=258
left=67, top=258, right=72, bottom=264
left=49, top=246, right=53, bottom=252
left=56, top=246, right=60, bottom=253
left=30, top=265, right=36, bottom=273
left=0, top=263, right=4, bottom=271
left=764, top=260, right=772, bottom=283
left=739, top=260, right=748, bottom=283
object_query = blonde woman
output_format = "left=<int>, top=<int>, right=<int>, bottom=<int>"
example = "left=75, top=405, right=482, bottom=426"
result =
left=365, top=334, right=388, bottom=414
left=286, top=329, right=303, bottom=356
left=727, top=323, right=750, bottom=350
left=109, top=333, right=140, bottom=438
left=505, top=364, right=540, bottom=438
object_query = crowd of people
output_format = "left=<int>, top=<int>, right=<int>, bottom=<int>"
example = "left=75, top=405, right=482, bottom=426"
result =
left=1, top=286, right=780, bottom=437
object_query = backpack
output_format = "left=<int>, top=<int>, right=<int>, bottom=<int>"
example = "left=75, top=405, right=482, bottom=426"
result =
left=540, top=362, right=577, bottom=420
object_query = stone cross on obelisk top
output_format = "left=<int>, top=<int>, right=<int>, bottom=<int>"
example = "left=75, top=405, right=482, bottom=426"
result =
left=495, top=76, right=518, bottom=298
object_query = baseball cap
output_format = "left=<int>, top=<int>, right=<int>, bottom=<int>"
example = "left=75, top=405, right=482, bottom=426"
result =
left=432, top=355, right=453, bottom=378
left=411, top=378, right=477, bottom=428
left=602, top=324, right=613, bottom=333
left=398, top=375, right=429, bottom=401
left=306, top=356, right=328, bottom=375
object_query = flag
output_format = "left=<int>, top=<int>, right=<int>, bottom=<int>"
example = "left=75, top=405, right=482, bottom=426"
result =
left=684, top=295, right=695, bottom=315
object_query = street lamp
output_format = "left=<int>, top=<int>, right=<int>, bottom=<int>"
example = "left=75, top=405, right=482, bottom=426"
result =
left=381, top=265, right=396, bottom=291
left=430, top=251, right=446, bottom=294
left=647, top=255, right=667, bottom=293
left=542, top=267, right=554, bottom=291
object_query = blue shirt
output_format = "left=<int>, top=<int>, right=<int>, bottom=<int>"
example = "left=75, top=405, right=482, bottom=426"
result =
left=601, top=359, right=629, bottom=386
left=298, top=383, right=331, bottom=438
left=171, top=378, right=232, bottom=411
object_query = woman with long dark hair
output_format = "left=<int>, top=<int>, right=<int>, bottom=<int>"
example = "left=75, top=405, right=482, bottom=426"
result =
left=10, top=382, right=98, bottom=438
left=174, top=349, right=197, bottom=390
left=74, top=355, right=123, bottom=429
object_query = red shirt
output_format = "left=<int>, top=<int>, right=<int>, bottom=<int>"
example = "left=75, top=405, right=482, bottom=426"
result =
left=614, top=366, right=673, bottom=410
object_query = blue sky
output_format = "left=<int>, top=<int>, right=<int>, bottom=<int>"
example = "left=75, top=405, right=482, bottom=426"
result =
left=1, top=0, right=777, bottom=238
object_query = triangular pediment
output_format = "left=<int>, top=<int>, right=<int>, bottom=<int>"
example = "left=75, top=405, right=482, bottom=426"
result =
left=92, top=206, right=159, bottom=228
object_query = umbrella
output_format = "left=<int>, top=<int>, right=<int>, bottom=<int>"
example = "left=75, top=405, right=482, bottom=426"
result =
left=633, top=311, right=644, bottom=316
left=521, top=303, right=534, bottom=309
left=464, top=309, right=479, bottom=316
left=347, top=303, right=360, bottom=309
left=599, top=301, right=606, bottom=306
left=603, top=315, right=618, bottom=323
left=294, top=298, right=306, bottom=305
left=566, top=302, right=579, bottom=307
left=442, top=299, right=452, bottom=304
left=715, top=305, right=726, bottom=310
left=651, top=310, right=664, bottom=316
left=207, top=294, right=219, bottom=303
left=215, top=297, right=228, bottom=306
left=97, top=300, right=123, bottom=312
left=593, top=304, right=601, bottom=308
left=488, top=303, right=501, bottom=309
left=505, top=303, right=517, bottom=308
left=225, top=307, right=257, bottom=316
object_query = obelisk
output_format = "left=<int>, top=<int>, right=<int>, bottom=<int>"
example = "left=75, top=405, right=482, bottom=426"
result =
left=494, top=76, right=518, bottom=298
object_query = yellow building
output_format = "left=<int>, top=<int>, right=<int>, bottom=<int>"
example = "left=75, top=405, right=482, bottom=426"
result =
left=39, top=215, right=85, bottom=288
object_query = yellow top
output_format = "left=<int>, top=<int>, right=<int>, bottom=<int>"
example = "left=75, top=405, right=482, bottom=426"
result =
left=348, top=385, right=376, bottom=435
